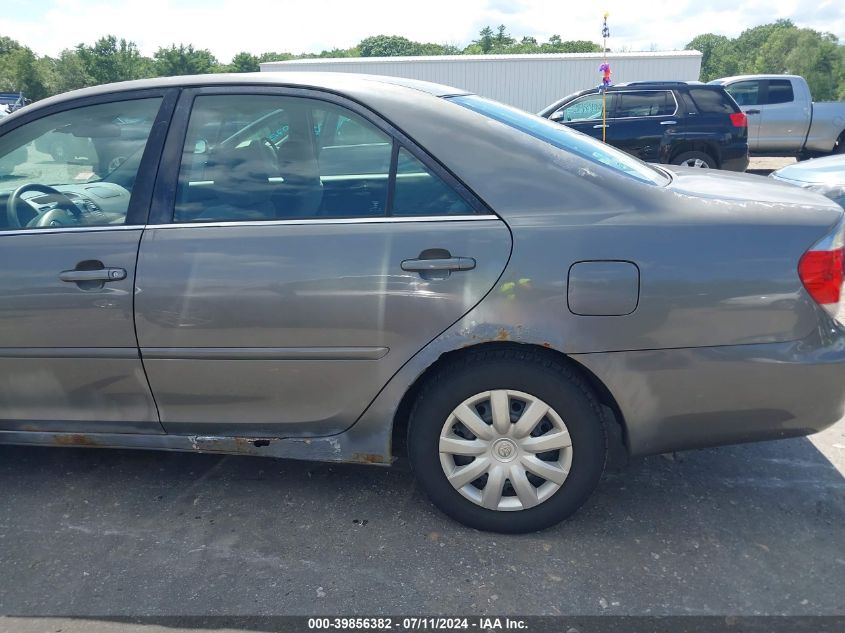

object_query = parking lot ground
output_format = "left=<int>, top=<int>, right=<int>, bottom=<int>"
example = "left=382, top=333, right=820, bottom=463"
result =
left=0, top=418, right=843, bottom=622
left=747, top=156, right=796, bottom=176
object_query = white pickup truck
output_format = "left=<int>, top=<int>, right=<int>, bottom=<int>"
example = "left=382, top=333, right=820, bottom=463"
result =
left=709, top=75, right=845, bottom=157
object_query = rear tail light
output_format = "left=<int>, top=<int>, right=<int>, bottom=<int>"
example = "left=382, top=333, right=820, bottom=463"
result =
left=799, top=218, right=845, bottom=319
left=729, top=112, right=747, bottom=127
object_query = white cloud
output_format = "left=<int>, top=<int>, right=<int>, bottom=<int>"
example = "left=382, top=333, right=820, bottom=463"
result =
left=0, top=0, right=842, bottom=63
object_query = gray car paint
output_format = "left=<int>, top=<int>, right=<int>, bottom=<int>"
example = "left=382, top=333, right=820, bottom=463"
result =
left=0, top=229, right=160, bottom=432
left=1, top=72, right=844, bottom=465
left=135, top=218, right=511, bottom=436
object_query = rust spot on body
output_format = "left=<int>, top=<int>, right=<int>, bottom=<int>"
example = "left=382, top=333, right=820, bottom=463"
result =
left=495, top=328, right=510, bottom=341
left=352, top=452, right=388, bottom=464
left=53, top=434, right=100, bottom=447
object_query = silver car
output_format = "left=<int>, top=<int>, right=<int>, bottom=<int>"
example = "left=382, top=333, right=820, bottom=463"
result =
left=1, top=73, right=844, bottom=533
left=770, top=154, right=845, bottom=209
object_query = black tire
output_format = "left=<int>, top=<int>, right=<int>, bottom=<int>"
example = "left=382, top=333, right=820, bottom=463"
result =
left=407, top=347, right=607, bottom=533
left=671, top=150, right=716, bottom=169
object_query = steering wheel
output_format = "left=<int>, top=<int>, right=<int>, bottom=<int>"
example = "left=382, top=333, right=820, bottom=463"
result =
left=6, top=183, right=82, bottom=229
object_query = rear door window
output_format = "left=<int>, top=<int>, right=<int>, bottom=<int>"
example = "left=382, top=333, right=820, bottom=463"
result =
left=687, top=88, right=736, bottom=114
left=172, top=93, right=477, bottom=223
left=614, top=91, right=676, bottom=118
left=764, top=80, right=795, bottom=105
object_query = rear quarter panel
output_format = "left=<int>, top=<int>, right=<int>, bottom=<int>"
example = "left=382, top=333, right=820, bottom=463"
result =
left=806, top=101, right=845, bottom=153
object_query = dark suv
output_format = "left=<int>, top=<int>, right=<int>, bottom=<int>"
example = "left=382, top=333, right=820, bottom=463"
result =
left=539, top=82, right=749, bottom=171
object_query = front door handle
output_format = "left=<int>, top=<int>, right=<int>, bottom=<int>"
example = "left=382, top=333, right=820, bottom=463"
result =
left=593, top=124, right=609, bottom=129
left=59, top=268, right=127, bottom=282
left=401, top=257, right=476, bottom=273
left=660, top=120, right=677, bottom=125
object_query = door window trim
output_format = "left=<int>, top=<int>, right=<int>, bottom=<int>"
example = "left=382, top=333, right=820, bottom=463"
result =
left=0, top=88, right=180, bottom=230
left=149, top=85, right=492, bottom=226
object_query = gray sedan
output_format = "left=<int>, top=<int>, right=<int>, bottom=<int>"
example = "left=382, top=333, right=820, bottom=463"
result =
left=1, top=73, right=844, bottom=533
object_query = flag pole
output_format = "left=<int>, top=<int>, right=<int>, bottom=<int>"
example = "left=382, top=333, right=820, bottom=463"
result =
left=601, top=12, right=610, bottom=143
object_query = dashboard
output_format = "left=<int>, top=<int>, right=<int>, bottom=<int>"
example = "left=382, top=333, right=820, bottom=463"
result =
left=17, top=182, right=131, bottom=227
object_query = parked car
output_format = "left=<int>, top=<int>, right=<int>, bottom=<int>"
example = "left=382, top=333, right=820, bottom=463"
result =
left=0, top=92, right=30, bottom=114
left=539, top=81, right=749, bottom=170
left=0, top=73, right=844, bottom=533
left=770, top=154, right=845, bottom=208
left=709, top=74, right=845, bottom=158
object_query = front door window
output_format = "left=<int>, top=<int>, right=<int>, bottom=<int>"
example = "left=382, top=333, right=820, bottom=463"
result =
left=0, top=97, right=162, bottom=230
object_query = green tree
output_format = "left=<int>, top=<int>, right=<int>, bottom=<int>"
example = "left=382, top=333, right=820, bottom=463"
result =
left=491, top=25, right=515, bottom=52
left=50, top=49, right=97, bottom=94
left=0, top=35, right=23, bottom=57
left=756, top=28, right=842, bottom=100
left=0, top=46, right=50, bottom=100
left=685, top=20, right=845, bottom=98
left=474, top=27, right=495, bottom=53
left=77, top=35, right=150, bottom=84
left=153, top=44, right=218, bottom=76
left=358, top=35, right=419, bottom=57
left=229, top=51, right=260, bottom=73
left=258, top=51, right=296, bottom=63
left=685, top=33, right=738, bottom=81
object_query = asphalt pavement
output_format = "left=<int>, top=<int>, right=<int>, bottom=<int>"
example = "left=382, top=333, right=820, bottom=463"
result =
left=1, top=416, right=843, bottom=624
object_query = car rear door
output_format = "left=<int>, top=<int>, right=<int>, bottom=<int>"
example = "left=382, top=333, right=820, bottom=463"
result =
left=0, top=90, right=176, bottom=433
left=135, top=87, right=512, bottom=437
left=605, top=90, right=678, bottom=162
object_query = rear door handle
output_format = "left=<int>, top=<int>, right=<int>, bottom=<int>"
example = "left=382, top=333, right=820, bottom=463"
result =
left=593, top=124, right=609, bottom=129
left=660, top=120, right=677, bottom=125
left=401, top=257, right=476, bottom=273
left=59, top=268, right=126, bottom=282
left=746, top=109, right=761, bottom=115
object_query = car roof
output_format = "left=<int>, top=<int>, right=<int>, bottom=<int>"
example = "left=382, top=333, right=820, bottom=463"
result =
left=709, top=74, right=802, bottom=84
left=14, top=72, right=471, bottom=119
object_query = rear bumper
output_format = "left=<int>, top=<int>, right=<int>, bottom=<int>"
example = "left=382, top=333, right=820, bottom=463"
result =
left=573, top=323, right=845, bottom=456
left=720, top=145, right=750, bottom=172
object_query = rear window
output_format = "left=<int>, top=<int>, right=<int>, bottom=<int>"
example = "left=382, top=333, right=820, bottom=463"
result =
left=765, top=80, right=795, bottom=105
left=687, top=88, right=737, bottom=114
left=450, top=95, right=669, bottom=186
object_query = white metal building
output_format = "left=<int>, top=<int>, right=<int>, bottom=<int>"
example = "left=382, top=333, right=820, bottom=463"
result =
left=260, top=51, right=703, bottom=112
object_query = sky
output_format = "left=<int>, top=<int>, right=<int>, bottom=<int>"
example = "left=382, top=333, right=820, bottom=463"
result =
left=0, top=0, right=843, bottom=63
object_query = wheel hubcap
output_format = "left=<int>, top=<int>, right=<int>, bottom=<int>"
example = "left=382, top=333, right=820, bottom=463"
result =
left=438, top=390, right=573, bottom=512
left=682, top=158, right=709, bottom=168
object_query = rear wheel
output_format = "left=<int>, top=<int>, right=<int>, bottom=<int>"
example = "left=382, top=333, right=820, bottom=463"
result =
left=671, top=150, right=716, bottom=169
left=408, top=347, right=607, bottom=533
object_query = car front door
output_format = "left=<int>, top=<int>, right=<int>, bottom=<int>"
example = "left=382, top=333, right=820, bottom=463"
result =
left=0, top=91, right=175, bottom=433
left=723, top=80, right=763, bottom=151
left=135, top=88, right=512, bottom=437
left=605, top=90, right=678, bottom=162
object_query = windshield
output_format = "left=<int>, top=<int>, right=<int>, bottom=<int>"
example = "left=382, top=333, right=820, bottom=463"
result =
left=450, top=95, right=670, bottom=186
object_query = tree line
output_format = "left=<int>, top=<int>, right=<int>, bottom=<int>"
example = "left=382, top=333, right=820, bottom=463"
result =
left=1, top=21, right=843, bottom=103
left=687, top=19, right=845, bottom=100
